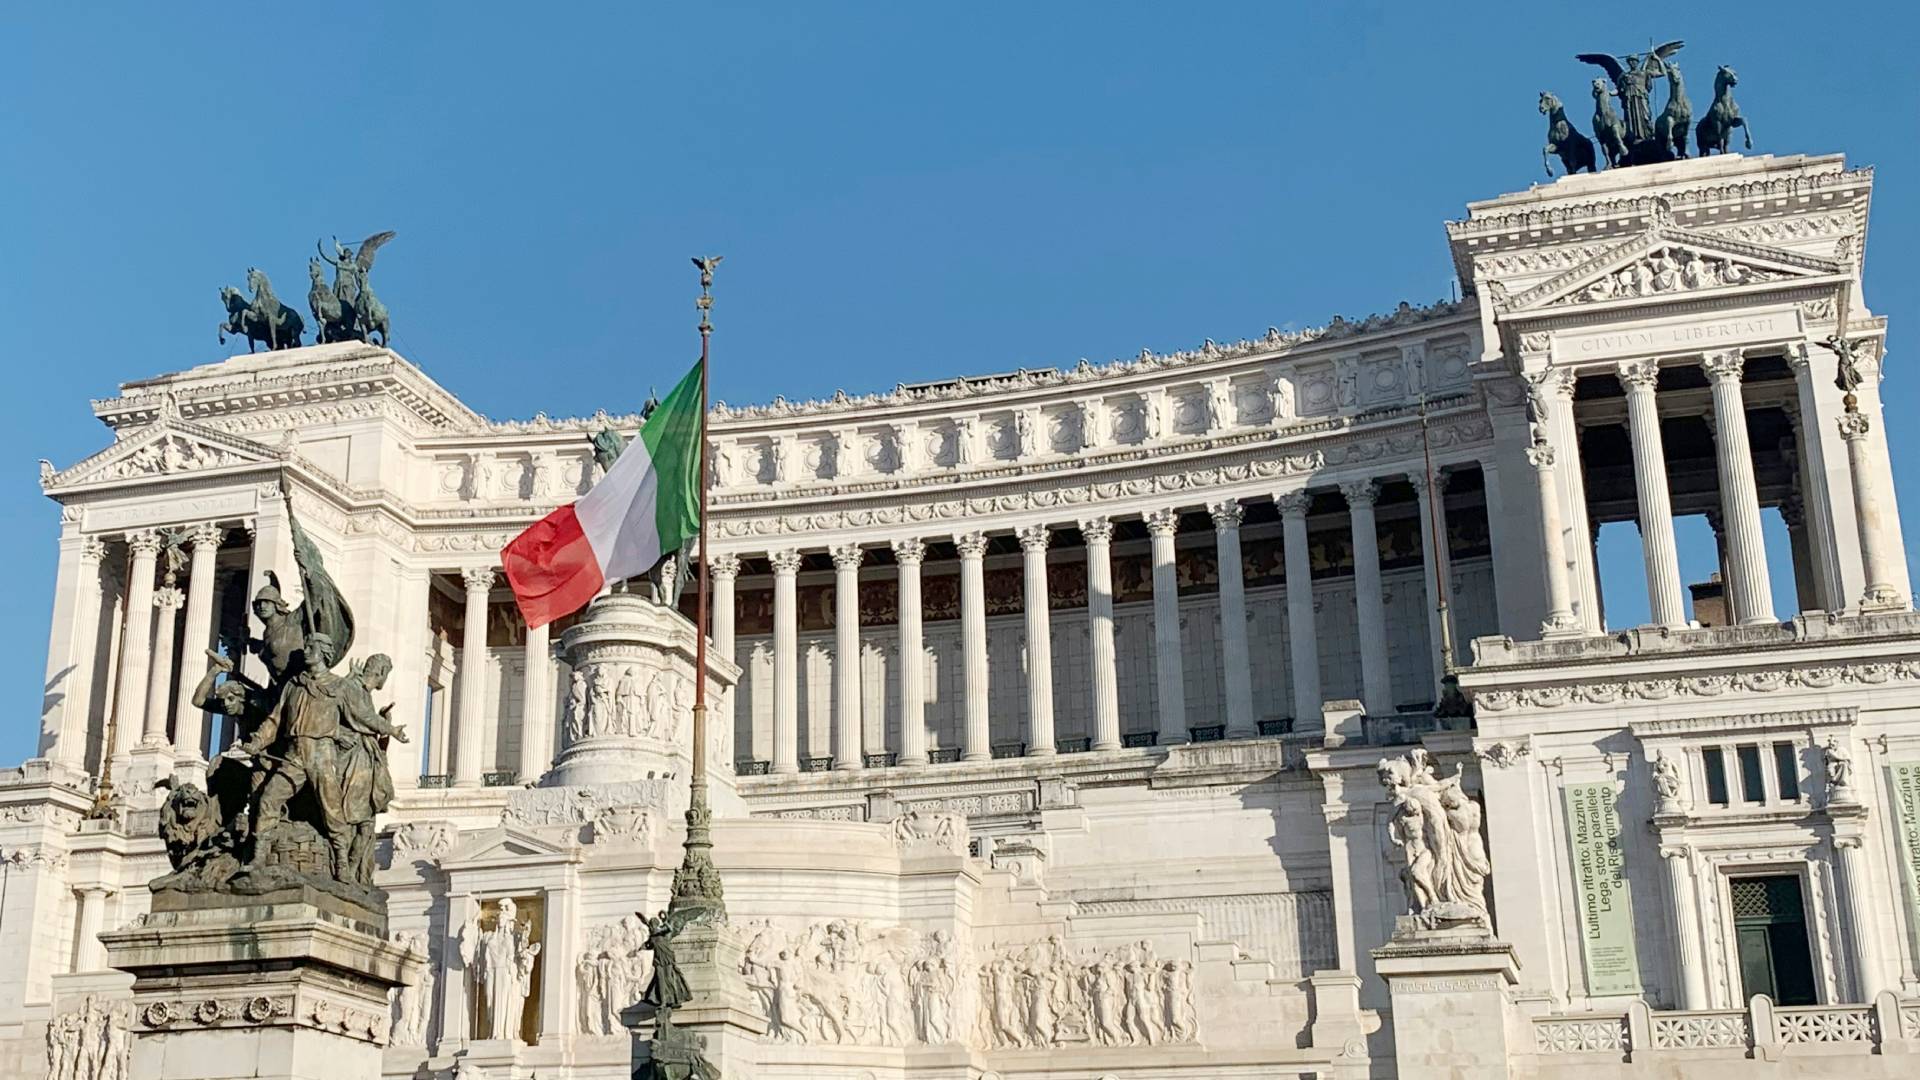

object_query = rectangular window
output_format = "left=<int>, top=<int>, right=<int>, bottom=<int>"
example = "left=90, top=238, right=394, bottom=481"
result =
left=1773, top=742, right=1801, bottom=802
left=1703, top=747, right=1731, bottom=806
left=1737, top=745, right=1767, bottom=803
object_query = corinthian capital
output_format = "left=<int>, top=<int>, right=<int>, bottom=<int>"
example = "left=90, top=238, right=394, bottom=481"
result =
left=890, top=538, right=926, bottom=565
left=830, top=544, right=865, bottom=572
left=462, top=566, right=496, bottom=594
left=1615, top=359, right=1661, bottom=391
left=953, top=532, right=990, bottom=559
left=1274, top=490, right=1313, bottom=518
left=1143, top=509, right=1181, bottom=537
left=1339, top=480, right=1379, bottom=507
left=188, top=522, right=226, bottom=550
left=707, top=552, right=742, bottom=581
left=126, top=529, right=162, bottom=556
left=1208, top=500, right=1245, bottom=531
left=1015, top=524, right=1051, bottom=552
left=1701, top=350, right=1746, bottom=382
left=769, top=549, right=804, bottom=575
left=1077, top=517, right=1114, bottom=544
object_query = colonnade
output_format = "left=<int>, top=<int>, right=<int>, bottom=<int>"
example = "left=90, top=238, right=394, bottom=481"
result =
left=717, top=470, right=1462, bottom=775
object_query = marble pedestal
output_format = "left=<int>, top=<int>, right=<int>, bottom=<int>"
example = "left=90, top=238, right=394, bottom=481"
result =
left=99, top=886, right=420, bottom=1080
left=627, top=921, right=766, bottom=1077
left=1371, top=920, right=1520, bottom=1080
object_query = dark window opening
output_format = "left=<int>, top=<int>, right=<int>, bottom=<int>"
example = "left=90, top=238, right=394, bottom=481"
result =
left=1732, top=874, right=1818, bottom=1006
left=1703, top=748, right=1731, bottom=807
left=1772, top=743, right=1801, bottom=802
left=1737, top=744, right=1767, bottom=803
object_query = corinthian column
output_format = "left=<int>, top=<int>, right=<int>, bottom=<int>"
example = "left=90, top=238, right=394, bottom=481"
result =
left=830, top=544, right=865, bottom=770
left=1529, top=445, right=1582, bottom=636
left=891, top=540, right=928, bottom=766
left=1702, top=351, right=1775, bottom=623
left=1839, top=413, right=1908, bottom=610
left=1080, top=518, right=1121, bottom=751
left=1410, top=472, right=1452, bottom=694
left=113, top=531, right=161, bottom=759
left=1832, top=835, right=1883, bottom=999
left=1145, top=509, right=1187, bottom=746
left=1209, top=501, right=1255, bottom=738
left=172, top=524, right=223, bottom=762
left=453, top=566, right=495, bottom=788
left=1341, top=480, right=1393, bottom=718
left=1277, top=492, right=1322, bottom=728
left=1017, top=525, right=1056, bottom=756
left=1617, top=360, right=1687, bottom=627
left=770, top=549, right=802, bottom=774
left=142, top=586, right=184, bottom=746
left=956, top=532, right=991, bottom=761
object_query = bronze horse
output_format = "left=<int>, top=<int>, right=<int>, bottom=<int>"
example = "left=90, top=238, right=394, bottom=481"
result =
left=218, top=269, right=305, bottom=352
left=1540, top=91, right=1596, bottom=176
left=1696, top=66, right=1752, bottom=156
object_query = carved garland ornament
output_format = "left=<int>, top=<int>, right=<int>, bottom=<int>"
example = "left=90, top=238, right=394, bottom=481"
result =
left=1473, top=657, right=1920, bottom=713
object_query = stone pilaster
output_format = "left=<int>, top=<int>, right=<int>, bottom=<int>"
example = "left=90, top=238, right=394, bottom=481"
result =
left=1659, top=844, right=1709, bottom=1009
left=709, top=553, right=740, bottom=767
left=1702, top=351, right=1775, bottom=623
left=1079, top=517, right=1122, bottom=751
left=48, top=535, right=107, bottom=770
left=1373, top=926, right=1521, bottom=1080
left=890, top=540, right=928, bottom=766
left=453, top=566, right=495, bottom=788
left=1341, top=481, right=1393, bottom=717
left=1617, top=360, right=1687, bottom=627
left=1145, top=509, right=1187, bottom=746
left=1278, top=491, right=1322, bottom=728
left=1542, top=369, right=1601, bottom=632
left=769, top=549, right=802, bottom=774
left=955, top=532, right=991, bottom=761
left=1017, top=525, right=1056, bottom=756
left=1410, top=472, right=1452, bottom=693
left=830, top=544, right=864, bottom=770
left=518, top=619, right=552, bottom=783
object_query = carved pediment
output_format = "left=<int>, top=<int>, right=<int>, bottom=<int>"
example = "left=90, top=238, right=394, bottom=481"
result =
left=47, top=409, right=281, bottom=490
left=1504, top=223, right=1844, bottom=313
left=440, top=824, right=576, bottom=866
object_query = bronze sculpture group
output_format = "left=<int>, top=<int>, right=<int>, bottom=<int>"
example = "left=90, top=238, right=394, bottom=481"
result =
left=155, top=508, right=407, bottom=907
left=218, top=231, right=397, bottom=353
left=1540, top=40, right=1752, bottom=177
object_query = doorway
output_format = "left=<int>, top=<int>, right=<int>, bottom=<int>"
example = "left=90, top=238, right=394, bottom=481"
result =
left=1731, top=874, right=1817, bottom=1005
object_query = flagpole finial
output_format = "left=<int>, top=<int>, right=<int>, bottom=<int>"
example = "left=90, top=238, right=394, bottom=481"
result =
left=692, top=255, right=723, bottom=332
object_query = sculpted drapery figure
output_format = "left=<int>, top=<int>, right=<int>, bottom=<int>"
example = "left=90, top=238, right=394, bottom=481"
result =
left=462, top=898, right=542, bottom=1042
left=1378, top=748, right=1492, bottom=928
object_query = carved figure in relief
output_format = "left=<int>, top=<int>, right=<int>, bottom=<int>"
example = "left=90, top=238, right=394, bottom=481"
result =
left=1652, top=749, right=1684, bottom=811
left=1205, top=381, right=1233, bottom=430
left=461, top=898, right=541, bottom=1042
left=614, top=666, right=641, bottom=737
left=588, top=665, right=614, bottom=738
left=1823, top=736, right=1854, bottom=799
left=1378, top=748, right=1491, bottom=928
left=389, top=930, right=435, bottom=1046
left=47, top=996, right=130, bottom=1080
left=567, top=670, right=588, bottom=743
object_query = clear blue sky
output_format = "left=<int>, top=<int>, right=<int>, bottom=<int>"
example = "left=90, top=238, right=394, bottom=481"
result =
left=3, top=5, right=1916, bottom=763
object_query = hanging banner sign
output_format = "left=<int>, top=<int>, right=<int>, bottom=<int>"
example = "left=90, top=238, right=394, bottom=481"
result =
left=1564, top=782, right=1642, bottom=995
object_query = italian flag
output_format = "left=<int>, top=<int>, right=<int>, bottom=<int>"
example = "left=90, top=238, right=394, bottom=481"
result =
left=502, top=360, right=704, bottom=629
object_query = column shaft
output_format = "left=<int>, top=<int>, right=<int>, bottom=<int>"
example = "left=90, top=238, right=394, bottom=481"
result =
left=142, top=588, right=183, bottom=745
left=1018, top=525, right=1056, bottom=756
left=1840, top=413, right=1908, bottom=610
left=710, top=554, right=740, bottom=768
left=1529, top=445, right=1581, bottom=635
left=518, top=620, right=552, bottom=782
left=1278, top=493, right=1322, bottom=728
left=831, top=545, right=865, bottom=770
left=1146, top=510, right=1187, bottom=746
left=1210, top=503, right=1255, bottom=738
left=453, top=566, right=494, bottom=787
left=1342, top=481, right=1393, bottom=717
left=1544, top=370, right=1602, bottom=632
left=1834, top=838, right=1882, bottom=999
left=1786, top=347, right=1846, bottom=609
left=891, top=541, right=928, bottom=766
left=74, top=887, right=111, bottom=971
left=1618, top=361, right=1688, bottom=627
left=113, top=532, right=161, bottom=759
left=172, top=525, right=222, bottom=761
left=1661, top=848, right=1710, bottom=1010
left=1081, top=518, right=1122, bottom=751
left=1412, top=474, right=1453, bottom=693
left=957, top=532, right=991, bottom=761
left=770, top=550, right=801, bottom=773
left=1704, top=352, right=1775, bottom=623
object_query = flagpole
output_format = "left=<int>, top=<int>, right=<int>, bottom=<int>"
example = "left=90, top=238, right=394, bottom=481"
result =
left=670, top=255, right=726, bottom=925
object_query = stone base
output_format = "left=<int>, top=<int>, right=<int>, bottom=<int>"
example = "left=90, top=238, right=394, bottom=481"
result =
left=627, top=921, right=767, bottom=1077
left=100, top=892, right=420, bottom=1080
left=1371, top=923, right=1519, bottom=1080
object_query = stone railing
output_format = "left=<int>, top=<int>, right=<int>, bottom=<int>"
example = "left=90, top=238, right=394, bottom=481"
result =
left=1529, top=993, right=1917, bottom=1065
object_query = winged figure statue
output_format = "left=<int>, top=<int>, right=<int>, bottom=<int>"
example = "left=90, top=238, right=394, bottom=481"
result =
left=1576, top=41, right=1683, bottom=161
left=315, top=230, right=398, bottom=346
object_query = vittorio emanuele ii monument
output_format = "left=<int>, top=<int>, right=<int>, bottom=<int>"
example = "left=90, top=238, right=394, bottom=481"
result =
left=8, top=39, right=1920, bottom=1080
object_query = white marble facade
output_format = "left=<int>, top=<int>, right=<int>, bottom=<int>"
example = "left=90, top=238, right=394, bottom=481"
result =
left=4, top=151, right=1920, bottom=1078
